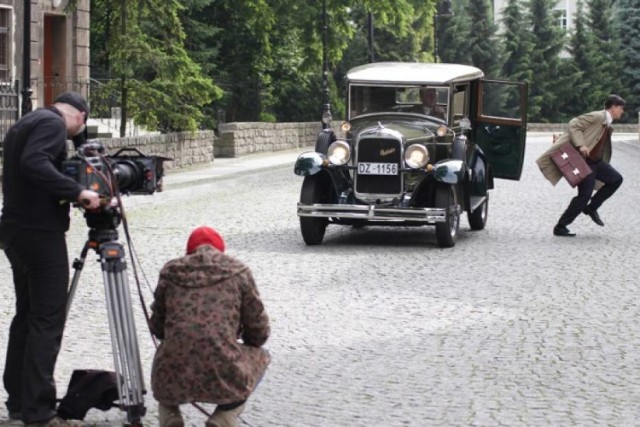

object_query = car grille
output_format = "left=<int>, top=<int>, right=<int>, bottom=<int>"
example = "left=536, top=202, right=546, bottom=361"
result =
left=355, top=137, right=402, bottom=196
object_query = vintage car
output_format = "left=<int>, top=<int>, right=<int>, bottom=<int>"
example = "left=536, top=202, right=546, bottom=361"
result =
left=294, top=62, right=528, bottom=247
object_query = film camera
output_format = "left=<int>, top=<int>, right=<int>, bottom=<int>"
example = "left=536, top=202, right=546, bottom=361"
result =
left=62, top=140, right=168, bottom=424
left=62, top=141, right=170, bottom=229
left=62, top=141, right=170, bottom=196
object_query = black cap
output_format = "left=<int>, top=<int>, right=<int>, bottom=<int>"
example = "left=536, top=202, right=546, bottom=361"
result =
left=54, top=92, right=89, bottom=122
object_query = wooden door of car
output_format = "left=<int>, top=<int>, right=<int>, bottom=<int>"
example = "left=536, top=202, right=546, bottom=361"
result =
left=472, top=79, right=529, bottom=180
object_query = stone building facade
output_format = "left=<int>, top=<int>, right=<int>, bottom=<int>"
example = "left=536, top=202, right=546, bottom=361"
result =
left=0, top=0, right=90, bottom=109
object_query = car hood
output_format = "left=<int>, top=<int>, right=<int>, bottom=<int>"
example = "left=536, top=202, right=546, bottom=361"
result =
left=348, top=114, right=444, bottom=142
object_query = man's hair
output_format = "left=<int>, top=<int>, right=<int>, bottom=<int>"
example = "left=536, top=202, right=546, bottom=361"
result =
left=604, top=94, right=625, bottom=109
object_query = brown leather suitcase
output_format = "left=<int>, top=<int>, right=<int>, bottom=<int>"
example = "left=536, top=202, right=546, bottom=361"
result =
left=550, top=141, right=593, bottom=188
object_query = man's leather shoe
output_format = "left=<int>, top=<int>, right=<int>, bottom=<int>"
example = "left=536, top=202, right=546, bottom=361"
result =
left=583, top=209, right=604, bottom=226
left=553, top=225, right=576, bottom=237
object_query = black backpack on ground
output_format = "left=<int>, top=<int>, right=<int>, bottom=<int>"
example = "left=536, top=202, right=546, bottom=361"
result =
left=57, top=369, right=120, bottom=420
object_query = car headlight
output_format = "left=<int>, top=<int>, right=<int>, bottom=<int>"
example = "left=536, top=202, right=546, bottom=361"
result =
left=404, top=144, right=429, bottom=169
left=327, top=140, right=351, bottom=165
left=436, top=126, right=449, bottom=137
left=341, top=121, right=352, bottom=133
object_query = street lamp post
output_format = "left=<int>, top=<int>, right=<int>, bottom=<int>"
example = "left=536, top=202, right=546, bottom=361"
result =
left=21, top=0, right=33, bottom=116
left=433, top=0, right=453, bottom=63
left=367, top=12, right=374, bottom=63
left=321, top=0, right=332, bottom=129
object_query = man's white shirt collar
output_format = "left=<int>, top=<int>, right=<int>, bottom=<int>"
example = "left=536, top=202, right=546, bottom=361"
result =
left=605, top=110, right=613, bottom=126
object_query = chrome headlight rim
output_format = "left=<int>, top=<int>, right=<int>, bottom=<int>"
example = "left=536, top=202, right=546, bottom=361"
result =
left=404, top=144, right=429, bottom=169
left=327, top=140, right=351, bottom=166
left=436, top=126, right=450, bottom=137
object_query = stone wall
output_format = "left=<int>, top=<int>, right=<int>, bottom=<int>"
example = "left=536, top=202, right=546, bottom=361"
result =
left=216, top=122, right=322, bottom=157
left=527, top=123, right=638, bottom=134
left=1, top=121, right=638, bottom=179
left=93, top=130, right=216, bottom=170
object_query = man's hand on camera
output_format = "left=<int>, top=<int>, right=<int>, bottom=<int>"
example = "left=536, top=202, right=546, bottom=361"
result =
left=78, top=190, right=101, bottom=209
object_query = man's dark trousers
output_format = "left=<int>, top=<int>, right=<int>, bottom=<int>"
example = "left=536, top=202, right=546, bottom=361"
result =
left=3, top=228, right=69, bottom=423
left=558, top=159, right=623, bottom=227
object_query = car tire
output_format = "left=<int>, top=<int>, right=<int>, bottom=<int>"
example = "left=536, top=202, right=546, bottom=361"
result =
left=468, top=193, right=489, bottom=230
left=299, top=174, right=331, bottom=245
left=435, top=184, right=460, bottom=248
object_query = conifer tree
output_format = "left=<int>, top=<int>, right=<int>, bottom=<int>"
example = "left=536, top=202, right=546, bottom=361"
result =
left=565, top=0, right=596, bottom=116
left=437, top=0, right=473, bottom=64
left=467, top=0, right=502, bottom=77
left=527, top=0, right=567, bottom=122
left=500, top=0, right=533, bottom=82
left=586, top=0, right=625, bottom=114
left=612, top=0, right=640, bottom=120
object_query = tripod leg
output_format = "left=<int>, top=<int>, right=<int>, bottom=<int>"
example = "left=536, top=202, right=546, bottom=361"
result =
left=99, top=242, right=146, bottom=425
left=66, top=241, right=92, bottom=318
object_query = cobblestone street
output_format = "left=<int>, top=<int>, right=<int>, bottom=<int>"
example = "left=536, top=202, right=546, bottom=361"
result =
left=1, top=133, right=640, bottom=426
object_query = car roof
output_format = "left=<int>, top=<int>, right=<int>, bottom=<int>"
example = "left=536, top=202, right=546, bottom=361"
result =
left=346, top=62, right=484, bottom=85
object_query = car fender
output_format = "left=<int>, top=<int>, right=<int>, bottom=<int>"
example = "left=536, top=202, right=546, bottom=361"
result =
left=432, top=159, right=466, bottom=185
left=294, top=152, right=350, bottom=196
left=294, top=151, right=326, bottom=176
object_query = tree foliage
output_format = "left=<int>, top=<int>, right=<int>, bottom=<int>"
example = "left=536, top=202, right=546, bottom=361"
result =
left=526, top=0, right=568, bottom=122
left=467, top=0, right=502, bottom=78
left=612, top=0, right=640, bottom=120
left=87, top=0, right=640, bottom=126
left=438, top=0, right=473, bottom=65
left=500, top=0, right=534, bottom=83
left=564, top=0, right=595, bottom=117
left=90, top=0, right=219, bottom=132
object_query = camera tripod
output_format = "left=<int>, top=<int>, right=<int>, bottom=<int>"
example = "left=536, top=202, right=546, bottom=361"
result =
left=66, top=211, right=146, bottom=426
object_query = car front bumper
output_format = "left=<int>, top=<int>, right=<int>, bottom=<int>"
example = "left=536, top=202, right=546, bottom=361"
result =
left=297, top=203, right=460, bottom=223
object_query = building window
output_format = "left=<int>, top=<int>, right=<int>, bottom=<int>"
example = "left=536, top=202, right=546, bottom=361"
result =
left=555, top=8, right=568, bottom=30
left=0, top=8, right=10, bottom=81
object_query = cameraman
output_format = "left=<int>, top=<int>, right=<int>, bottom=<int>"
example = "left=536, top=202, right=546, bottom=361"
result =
left=0, top=92, right=100, bottom=426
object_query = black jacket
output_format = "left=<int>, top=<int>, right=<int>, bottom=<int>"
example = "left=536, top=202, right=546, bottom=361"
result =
left=1, top=107, right=83, bottom=231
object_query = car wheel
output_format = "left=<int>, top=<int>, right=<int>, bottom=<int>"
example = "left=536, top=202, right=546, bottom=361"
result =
left=299, top=174, right=331, bottom=245
left=468, top=193, right=489, bottom=230
left=434, top=184, right=460, bottom=248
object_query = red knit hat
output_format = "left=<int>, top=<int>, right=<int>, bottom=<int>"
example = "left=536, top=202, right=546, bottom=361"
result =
left=186, top=226, right=225, bottom=254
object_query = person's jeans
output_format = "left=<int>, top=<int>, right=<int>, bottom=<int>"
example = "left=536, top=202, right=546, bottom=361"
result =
left=557, top=159, right=623, bottom=226
left=3, top=228, right=70, bottom=423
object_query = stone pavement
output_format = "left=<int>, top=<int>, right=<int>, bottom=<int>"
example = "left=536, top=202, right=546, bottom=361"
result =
left=162, top=147, right=312, bottom=190
left=0, top=133, right=639, bottom=427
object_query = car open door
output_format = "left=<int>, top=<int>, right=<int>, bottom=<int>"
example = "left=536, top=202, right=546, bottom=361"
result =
left=473, top=79, right=528, bottom=180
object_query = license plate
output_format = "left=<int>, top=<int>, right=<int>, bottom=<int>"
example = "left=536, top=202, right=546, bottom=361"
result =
left=358, top=162, right=398, bottom=175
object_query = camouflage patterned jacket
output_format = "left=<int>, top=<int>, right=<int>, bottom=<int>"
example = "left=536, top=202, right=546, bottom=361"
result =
left=149, top=245, right=270, bottom=405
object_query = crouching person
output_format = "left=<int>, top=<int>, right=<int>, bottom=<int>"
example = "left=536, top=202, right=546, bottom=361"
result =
left=149, top=226, right=271, bottom=427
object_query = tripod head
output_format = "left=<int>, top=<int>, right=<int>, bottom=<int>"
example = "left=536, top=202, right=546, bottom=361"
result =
left=84, top=204, right=121, bottom=229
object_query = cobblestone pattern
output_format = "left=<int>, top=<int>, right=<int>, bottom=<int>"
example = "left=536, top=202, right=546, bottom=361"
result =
left=1, top=134, right=640, bottom=426
left=216, top=122, right=323, bottom=158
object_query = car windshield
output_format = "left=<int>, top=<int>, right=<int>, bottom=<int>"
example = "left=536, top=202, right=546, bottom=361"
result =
left=349, top=85, right=450, bottom=119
